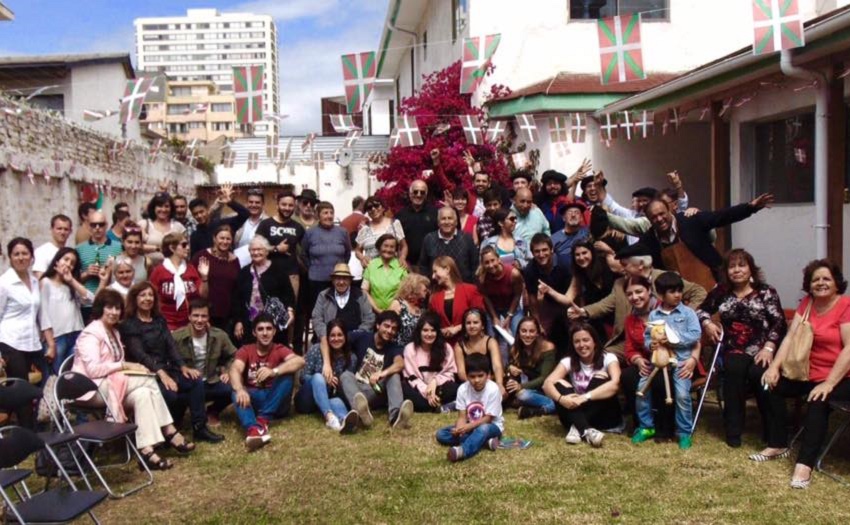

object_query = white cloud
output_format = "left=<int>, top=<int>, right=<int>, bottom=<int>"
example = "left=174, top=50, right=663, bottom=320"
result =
left=231, top=0, right=340, bottom=21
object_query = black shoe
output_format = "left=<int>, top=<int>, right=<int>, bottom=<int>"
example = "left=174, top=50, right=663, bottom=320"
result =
left=726, top=436, right=742, bottom=448
left=517, top=406, right=544, bottom=420
left=194, top=424, right=225, bottom=443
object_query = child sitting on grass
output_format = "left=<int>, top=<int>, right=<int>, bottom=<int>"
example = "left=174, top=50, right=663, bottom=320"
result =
left=633, top=272, right=702, bottom=450
left=436, top=353, right=504, bottom=462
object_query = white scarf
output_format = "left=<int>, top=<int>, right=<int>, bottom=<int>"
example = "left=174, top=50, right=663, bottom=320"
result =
left=163, top=258, right=187, bottom=310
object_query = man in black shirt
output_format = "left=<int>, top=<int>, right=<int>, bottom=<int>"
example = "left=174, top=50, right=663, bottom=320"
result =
left=395, top=179, right=438, bottom=271
left=188, top=184, right=250, bottom=255
left=523, top=233, right=572, bottom=349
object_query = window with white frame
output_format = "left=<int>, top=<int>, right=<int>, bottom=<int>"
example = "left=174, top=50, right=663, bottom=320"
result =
left=569, top=0, right=668, bottom=21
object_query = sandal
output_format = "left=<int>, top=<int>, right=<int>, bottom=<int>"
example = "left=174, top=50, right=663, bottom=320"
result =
left=748, top=448, right=790, bottom=462
left=164, top=431, right=196, bottom=454
left=140, top=450, right=173, bottom=471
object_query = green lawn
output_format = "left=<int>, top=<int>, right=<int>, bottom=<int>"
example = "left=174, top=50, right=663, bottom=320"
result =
left=80, top=403, right=850, bottom=524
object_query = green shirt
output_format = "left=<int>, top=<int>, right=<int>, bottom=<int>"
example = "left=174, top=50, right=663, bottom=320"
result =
left=362, top=258, right=407, bottom=311
left=76, top=238, right=123, bottom=294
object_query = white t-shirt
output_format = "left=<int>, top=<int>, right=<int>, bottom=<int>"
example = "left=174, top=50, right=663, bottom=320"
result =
left=33, top=243, right=60, bottom=274
left=456, top=380, right=504, bottom=432
left=558, top=352, right=618, bottom=395
left=192, top=333, right=208, bottom=372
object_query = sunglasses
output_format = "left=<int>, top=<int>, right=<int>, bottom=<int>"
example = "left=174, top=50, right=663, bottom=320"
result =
left=411, top=190, right=426, bottom=196
left=178, top=241, right=189, bottom=248
left=506, top=216, right=518, bottom=222
left=301, top=200, right=317, bottom=206
left=366, top=203, right=382, bottom=211
left=124, top=227, right=141, bottom=234
left=90, top=222, right=107, bottom=228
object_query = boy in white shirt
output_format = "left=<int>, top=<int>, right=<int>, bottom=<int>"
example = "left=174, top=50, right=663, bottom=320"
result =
left=435, top=353, right=504, bottom=462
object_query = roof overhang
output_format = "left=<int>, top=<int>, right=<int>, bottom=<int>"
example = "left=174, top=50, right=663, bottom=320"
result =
left=597, top=5, right=850, bottom=115
left=375, top=0, right=428, bottom=79
left=0, top=2, right=14, bottom=21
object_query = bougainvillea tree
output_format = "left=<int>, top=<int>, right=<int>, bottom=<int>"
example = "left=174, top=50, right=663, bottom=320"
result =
left=372, top=61, right=522, bottom=211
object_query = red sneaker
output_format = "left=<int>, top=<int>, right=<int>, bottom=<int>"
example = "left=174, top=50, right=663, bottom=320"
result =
left=256, top=417, right=270, bottom=433
left=245, top=425, right=270, bottom=452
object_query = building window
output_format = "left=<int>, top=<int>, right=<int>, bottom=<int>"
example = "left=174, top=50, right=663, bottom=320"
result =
left=569, top=0, right=669, bottom=21
left=170, top=87, right=192, bottom=97
left=753, top=112, right=814, bottom=203
left=167, top=104, right=191, bottom=115
left=211, top=103, right=232, bottom=113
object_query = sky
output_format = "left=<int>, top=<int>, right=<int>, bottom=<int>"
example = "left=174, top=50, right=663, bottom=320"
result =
left=0, top=0, right=388, bottom=134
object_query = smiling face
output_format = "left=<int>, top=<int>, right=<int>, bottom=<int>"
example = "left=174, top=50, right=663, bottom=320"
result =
left=464, top=312, right=484, bottom=337
left=319, top=207, right=335, bottom=228
left=531, top=242, right=552, bottom=267
left=572, top=329, right=596, bottom=363
left=810, top=267, right=838, bottom=300
left=512, top=177, right=529, bottom=193
left=328, top=325, right=346, bottom=352
left=376, top=319, right=400, bottom=343
left=123, top=234, right=142, bottom=257
left=254, top=321, right=276, bottom=347
left=573, top=245, right=593, bottom=269
left=583, top=180, right=600, bottom=202
left=366, top=200, right=384, bottom=221
left=518, top=319, right=539, bottom=347
left=173, top=198, right=188, bottom=219
left=155, top=202, right=172, bottom=222
left=332, top=275, right=351, bottom=294
left=625, top=283, right=651, bottom=310
left=278, top=195, right=296, bottom=220
left=451, top=194, right=468, bottom=214
left=647, top=201, right=673, bottom=234
left=136, top=287, right=156, bottom=315
left=482, top=251, right=502, bottom=276
left=213, top=229, right=233, bottom=253
left=56, top=251, right=78, bottom=275
left=473, top=173, right=490, bottom=195
left=409, top=181, right=428, bottom=207
left=247, top=195, right=264, bottom=218
left=438, top=208, right=457, bottom=235
left=501, top=213, right=518, bottom=235
left=545, top=180, right=562, bottom=197
left=378, top=238, right=397, bottom=261
left=420, top=322, right=437, bottom=346
left=249, top=240, right=269, bottom=265
left=514, top=189, right=533, bottom=216
left=191, top=204, right=209, bottom=226
left=189, top=306, right=210, bottom=334
left=9, top=243, right=32, bottom=273
left=431, top=263, right=450, bottom=286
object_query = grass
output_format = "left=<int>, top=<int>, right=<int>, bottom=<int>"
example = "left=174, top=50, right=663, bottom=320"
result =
left=54, top=402, right=850, bottom=524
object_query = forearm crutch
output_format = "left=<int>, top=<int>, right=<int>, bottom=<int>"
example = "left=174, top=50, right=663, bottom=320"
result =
left=691, top=328, right=724, bottom=435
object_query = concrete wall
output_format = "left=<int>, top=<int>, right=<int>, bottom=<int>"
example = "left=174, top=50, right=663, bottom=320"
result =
left=0, top=99, right=202, bottom=270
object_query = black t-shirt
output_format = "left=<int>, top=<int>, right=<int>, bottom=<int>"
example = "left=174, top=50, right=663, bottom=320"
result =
left=395, top=204, right=438, bottom=266
left=256, top=216, right=305, bottom=275
left=523, top=259, right=571, bottom=297
left=348, top=330, right=403, bottom=372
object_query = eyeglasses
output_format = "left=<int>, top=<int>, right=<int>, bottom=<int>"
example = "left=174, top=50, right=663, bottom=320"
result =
left=89, top=222, right=107, bottom=228
left=410, top=190, right=427, bottom=196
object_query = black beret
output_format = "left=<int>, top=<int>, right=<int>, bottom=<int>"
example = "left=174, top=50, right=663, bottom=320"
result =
left=615, top=242, right=653, bottom=259
left=540, top=170, right=567, bottom=184
left=632, top=187, right=658, bottom=199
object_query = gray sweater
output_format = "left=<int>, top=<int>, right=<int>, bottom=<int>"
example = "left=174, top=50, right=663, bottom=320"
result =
left=301, top=225, right=352, bottom=282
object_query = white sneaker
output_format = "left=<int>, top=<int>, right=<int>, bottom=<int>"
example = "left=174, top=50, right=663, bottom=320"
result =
left=353, top=392, right=374, bottom=427
left=584, top=428, right=604, bottom=448
left=325, top=413, right=342, bottom=431
left=392, top=399, right=414, bottom=431
left=565, top=425, right=581, bottom=445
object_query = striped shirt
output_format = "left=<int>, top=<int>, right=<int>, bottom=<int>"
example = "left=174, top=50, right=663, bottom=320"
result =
left=76, top=238, right=123, bottom=294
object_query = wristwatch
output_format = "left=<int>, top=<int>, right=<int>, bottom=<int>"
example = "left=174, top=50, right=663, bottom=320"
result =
left=584, top=392, right=592, bottom=402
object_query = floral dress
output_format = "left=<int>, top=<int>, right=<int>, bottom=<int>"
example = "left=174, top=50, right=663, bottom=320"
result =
left=396, top=301, right=421, bottom=347
left=696, top=284, right=787, bottom=357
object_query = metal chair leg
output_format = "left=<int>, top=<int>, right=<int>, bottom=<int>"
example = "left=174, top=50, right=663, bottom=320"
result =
left=815, top=418, right=850, bottom=486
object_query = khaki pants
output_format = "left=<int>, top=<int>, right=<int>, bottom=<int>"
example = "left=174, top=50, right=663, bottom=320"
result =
left=99, top=375, right=174, bottom=449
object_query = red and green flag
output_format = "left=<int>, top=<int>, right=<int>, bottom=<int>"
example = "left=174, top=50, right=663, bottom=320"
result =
left=597, top=14, right=645, bottom=85
left=341, top=51, right=376, bottom=113
left=461, top=34, right=501, bottom=94
left=752, top=0, right=804, bottom=55
left=119, top=77, right=153, bottom=124
left=233, top=65, right=264, bottom=124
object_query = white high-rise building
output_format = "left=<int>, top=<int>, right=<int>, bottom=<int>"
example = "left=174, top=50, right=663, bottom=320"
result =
left=134, top=8, right=278, bottom=138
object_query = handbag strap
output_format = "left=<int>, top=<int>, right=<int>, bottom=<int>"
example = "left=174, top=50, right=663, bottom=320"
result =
left=800, top=300, right=813, bottom=323
left=251, top=265, right=271, bottom=304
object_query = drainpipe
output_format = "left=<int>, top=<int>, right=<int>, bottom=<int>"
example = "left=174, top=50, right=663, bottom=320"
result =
left=780, top=50, right=830, bottom=259
left=387, top=21, right=418, bottom=91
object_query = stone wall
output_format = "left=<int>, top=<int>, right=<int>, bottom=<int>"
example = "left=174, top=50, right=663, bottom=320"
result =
left=0, top=96, right=204, bottom=269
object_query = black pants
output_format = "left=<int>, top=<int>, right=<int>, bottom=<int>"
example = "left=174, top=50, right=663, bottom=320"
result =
left=0, top=344, right=44, bottom=429
left=402, top=380, right=459, bottom=412
left=765, top=377, right=850, bottom=467
left=621, top=365, right=676, bottom=436
left=554, top=377, right=622, bottom=433
left=723, top=353, right=769, bottom=441
left=204, top=381, right=233, bottom=415
left=157, top=372, right=207, bottom=429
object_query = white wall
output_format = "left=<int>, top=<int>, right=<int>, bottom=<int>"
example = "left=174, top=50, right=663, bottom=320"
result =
left=69, top=63, right=141, bottom=140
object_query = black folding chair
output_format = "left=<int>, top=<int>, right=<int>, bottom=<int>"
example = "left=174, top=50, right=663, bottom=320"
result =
left=52, top=371, right=153, bottom=498
left=814, top=399, right=850, bottom=486
left=0, top=378, right=90, bottom=493
left=0, top=426, right=107, bottom=524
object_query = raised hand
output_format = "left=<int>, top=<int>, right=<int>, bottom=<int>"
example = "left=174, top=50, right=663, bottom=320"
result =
left=218, top=182, right=234, bottom=203
left=463, top=150, right=475, bottom=167
left=750, top=193, right=775, bottom=210
left=197, top=257, right=210, bottom=280
left=666, top=170, right=682, bottom=189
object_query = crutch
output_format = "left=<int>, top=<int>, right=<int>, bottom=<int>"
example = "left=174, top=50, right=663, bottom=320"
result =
left=691, top=328, right=723, bottom=435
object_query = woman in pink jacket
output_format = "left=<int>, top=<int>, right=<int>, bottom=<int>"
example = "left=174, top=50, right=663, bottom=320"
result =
left=72, top=289, right=194, bottom=470
left=402, top=311, right=458, bottom=412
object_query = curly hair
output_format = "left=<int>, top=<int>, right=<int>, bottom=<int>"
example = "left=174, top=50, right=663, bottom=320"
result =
left=718, top=248, right=765, bottom=290
left=146, top=192, right=175, bottom=222
left=396, top=273, right=430, bottom=303
left=802, top=258, right=848, bottom=295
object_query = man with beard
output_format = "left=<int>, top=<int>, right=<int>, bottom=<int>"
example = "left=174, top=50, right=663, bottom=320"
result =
left=537, top=170, right=569, bottom=232
left=551, top=201, right=590, bottom=270
left=256, top=191, right=306, bottom=301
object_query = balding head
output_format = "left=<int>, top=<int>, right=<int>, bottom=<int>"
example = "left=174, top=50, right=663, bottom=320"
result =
left=514, top=188, right=533, bottom=215
left=409, top=180, right=428, bottom=209
left=88, top=211, right=107, bottom=242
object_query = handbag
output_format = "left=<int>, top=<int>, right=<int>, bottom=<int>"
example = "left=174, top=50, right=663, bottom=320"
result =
left=253, top=267, right=291, bottom=332
left=781, top=301, right=813, bottom=381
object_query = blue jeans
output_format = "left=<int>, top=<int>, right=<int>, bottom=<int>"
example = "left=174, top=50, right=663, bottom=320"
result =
left=158, top=372, right=207, bottom=428
left=204, top=381, right=233, bottom=415
left=47, top=331, right=80, bottom=375
left=436, top=423, right=502, bottom=459
left=515, top=388, right=556, bottom=414
left=232, top=375, right=294, bottom=430
left=636, top=351, right=693, bottom=437
left=294, top=374, right=349, bottom=421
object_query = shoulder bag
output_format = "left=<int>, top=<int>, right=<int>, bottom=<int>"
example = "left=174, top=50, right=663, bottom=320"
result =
left=781, top=301, right=813, bottom=381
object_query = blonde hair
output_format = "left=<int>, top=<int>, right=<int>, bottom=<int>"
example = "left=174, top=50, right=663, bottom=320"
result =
left=397, top=273, right=430, bottom=301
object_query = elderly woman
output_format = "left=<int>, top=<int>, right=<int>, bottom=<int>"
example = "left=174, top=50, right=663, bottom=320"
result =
left=233, top=235, right=295, bottom=344
left=419, top=207, right=478, bottom=283
left=402, top=312, right=458, bottom=412
left=121, top=283, right=223, bottom=444
left=148, top=233, right=209, bottom=331
left=139, top=192, right=186, bottom=262
left=354, top=196, right=408, bottom=267
left=479, top=208, right=531, bottom=269
left=191, top=224, right=240, bottom=330
left=698, top=249, right=787, bottom=448
left=429, top=256, right=485, bottom=346
left=302, top=201, right=352, bottom=321
left=108, top=257, right=136, bottom=297
left=756, top=259, right=850, bottom=489
left=543, top=322, right=622, bottom=447
left=0, top=238, right=51, bottom=427
left=73, top=289, right=194, bottom=470
left=389, top=273, right=430, bottom=347
left=362, top=234, right=408, bottom=313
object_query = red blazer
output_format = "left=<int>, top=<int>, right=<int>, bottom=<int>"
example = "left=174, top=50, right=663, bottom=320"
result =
left=430, top=283, right=485, bottom=343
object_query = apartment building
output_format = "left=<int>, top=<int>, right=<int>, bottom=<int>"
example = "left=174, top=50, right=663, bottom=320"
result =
left=143, top=80, right=244, bottom=143
left=134, top=8, right=279, bottom=137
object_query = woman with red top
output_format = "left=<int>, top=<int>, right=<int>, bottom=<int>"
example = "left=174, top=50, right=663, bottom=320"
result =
left=190, top=224, right=239, bottom=331
left=402, top=311, right=458, bottom=412
left=451, top=187, right=479, bottom=245
left=149, top=232, right=208, bottom=330
left=477, top=246, right=524, bottom=360
left=429, top=256, right=485, bottom=346
left=756, top=259, right=850, bottom=489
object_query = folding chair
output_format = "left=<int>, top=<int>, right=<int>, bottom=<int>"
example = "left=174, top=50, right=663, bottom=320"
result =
left=53, top=371, right=153, bottom=498
left=814, top=399, right=850, bottom=486
left=0, top=426, right=107, bottom=524
left=0, top=377, right=90, bottom=492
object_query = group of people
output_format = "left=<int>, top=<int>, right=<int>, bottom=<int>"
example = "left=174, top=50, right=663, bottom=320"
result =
left=1, top=156, right=847, bottom=491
